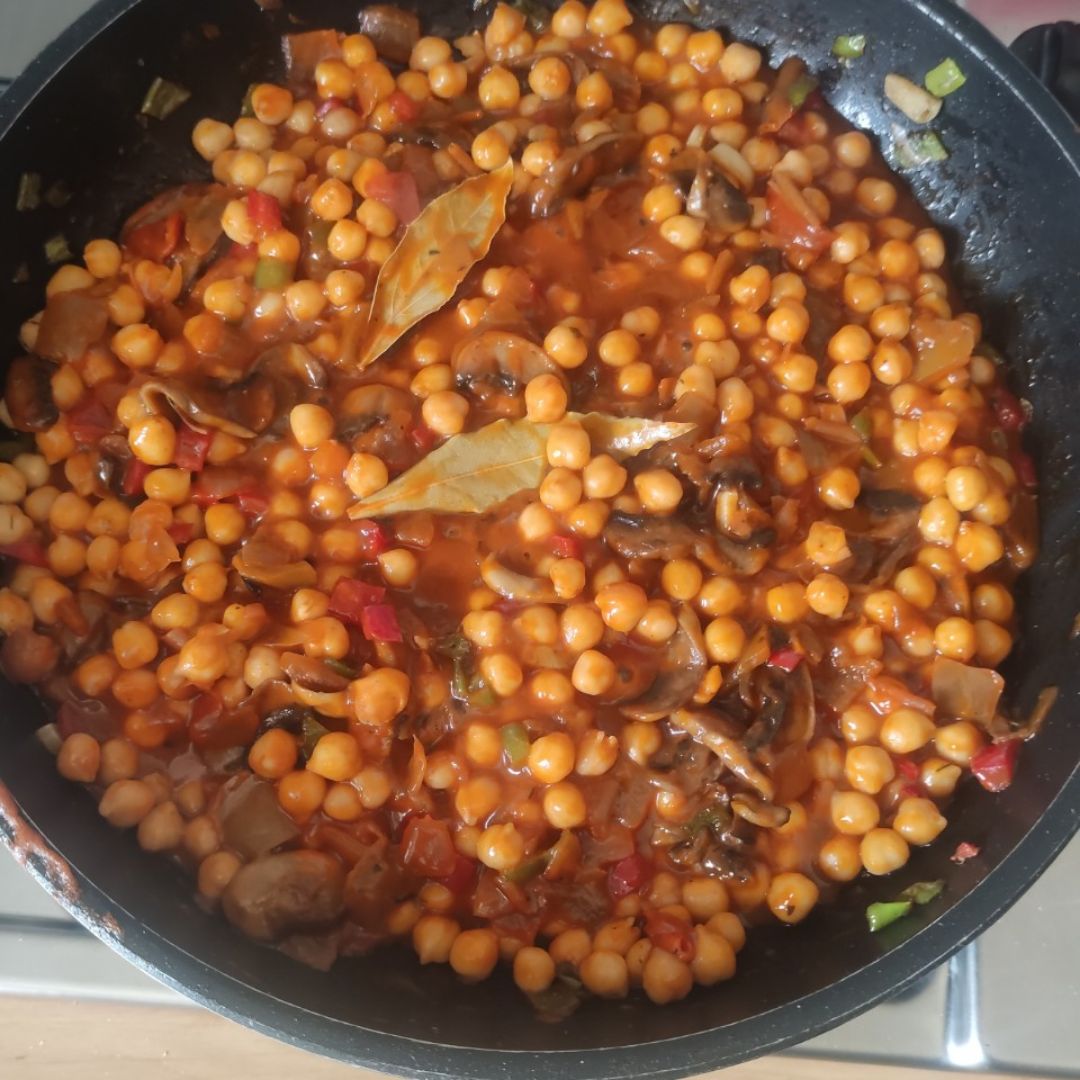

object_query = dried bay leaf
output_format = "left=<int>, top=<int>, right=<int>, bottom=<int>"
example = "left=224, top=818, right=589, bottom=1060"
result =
left=348, top=413, right=696, bottom=519
left=353, top=160, right=514, bottom=370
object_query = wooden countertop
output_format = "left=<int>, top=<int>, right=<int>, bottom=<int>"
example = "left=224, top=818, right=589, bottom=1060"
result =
left=0, top=996, right=1039, bottom=1080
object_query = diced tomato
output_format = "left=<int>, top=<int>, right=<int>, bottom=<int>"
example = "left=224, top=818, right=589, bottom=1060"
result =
left=551, top=534, right=582, bottom=560
left=353, top=519, right=390, bottom=560
left=173, top=424, right=213, bottom=472
left=386, top=89, right=420, bottom=124
left=767, top=647, right=802, bottom=672
left=236, top=487, right=270, bottom=519
left=246, top=190, right=282, bottom=234
left=0, top=539, right=49, bottom=567
left=122, top=459, right=152, bottom=497
left=66, top=396, right=113, bottom=445
left=766, top=175, right=833, bottom=256
left=167, top=522, right=194, bottom=545
left=410, top=424, right=438, bottom=452
left=951, top=841, right=981, bottom=864
left=365, top=169, right=421, bottom=224
left=1012, top=449, right=1037, bottom=489
left=991, top=388, right=1026, bottom=433
left=401, top=815, right=457, bottom=878
left=607, top=852, right=653, bottom=899
left=895, top=757, right=919, bottom=781
left=899, top=783, right=923, bottom=799
left=360, top=603, right=402, bottom=643
left=191, top=469, right=245, bottom=506
left=437, top=853, right=479, bottom=896
left=645, top=910, right=696, bottom=963
left=971, top=739, right=1019, bottom=792
left=230, top=242, right=258, bottom=259
left=329, top=577, right=387, bottom=626
left=127, top=211, right=183, bottom=262
left=316, top=95, right=346, bottom=119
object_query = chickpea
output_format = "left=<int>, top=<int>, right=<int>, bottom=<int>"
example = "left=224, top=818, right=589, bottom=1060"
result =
left=642, top=947, right=693, bottom=1005
left=831, top=790, right=881, bottom=836
left=633, top=469, right=683, bottom=515
left=514, top=946, right=556, bottom=993
left=880, top=708, right=935, bottom=754
left=596, top=581, right=648, bottom=632
left=350, top=667, right=410, bottom=728
left=57, top=733, right=101, bottom=783
left=413, top=914, right=460, bottom=964
left=767, top=872, right=819, bottom=924
left=765, top=582, right=809, bottom=624
left=476, top=822, right=525, bottom=871
left=543, top=781, right=587, bottom=829
left=525, top=374, right=568, bottom=423
left=860, top=828, right=910, bottom=875
left=575, top=729, right=619, bottom=776
left=99, top=779, right=155, bottom=828
left=528, top=732, right=575, bottom=784
left=248, top=729, right=299, bottom=780
left=450, top=928, right=499, bottom=982
left=817, top=834, right=862, bottom=882
left=845, top=745, right=895, bottom=794
left=894, top=797, right=947, bottom=846
left=571, top=649, right=616, bottom=695
left=137, top=800, right=184, bottom=852
left=934, top=720, right=984, bottom=766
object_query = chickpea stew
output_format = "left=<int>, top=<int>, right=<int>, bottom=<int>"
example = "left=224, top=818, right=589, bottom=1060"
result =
left=0, top=0, right=1044, bottom=1012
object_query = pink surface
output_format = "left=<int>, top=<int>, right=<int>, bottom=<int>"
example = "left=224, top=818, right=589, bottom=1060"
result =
left=965, top=0, right=1078, bottom=42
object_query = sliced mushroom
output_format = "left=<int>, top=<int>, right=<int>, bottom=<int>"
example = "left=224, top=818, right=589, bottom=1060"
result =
left=4, top=356, right=58, bottom=432
left=670, top=708, right=776, bottom=802
left=528, top=131, right=644, bottom=218
left=480, top=554, right=557, bottom=604
left=604, top=511, right=723, bottom=570
left=34, top=291, right=109, bottom=365
left=731, top=792, right=791, bottom=829
left=340, top=383, right=417, bottom=471
left=233, top=531, right=317, bottom=590
left=139, top=381, right=259, bottom=439
left=358, top=4, right=421, bottom=65
left=622, top=605, right=707, bottom=720
left=222, top=851, right=345, bottom=942
left=452, top=330, right=559, bottom=394
left=280, top=652, right=351, bottom=694
left=685, top=160, right=752, bottom=232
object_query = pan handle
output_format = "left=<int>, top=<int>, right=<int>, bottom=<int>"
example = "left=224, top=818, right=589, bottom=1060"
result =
left=1010, top=22, right=1080, bottom=124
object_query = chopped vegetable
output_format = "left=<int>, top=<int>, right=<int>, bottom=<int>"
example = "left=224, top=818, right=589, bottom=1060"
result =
left=328, top=578, right=387, bottom=626
left=16, top=172, right=41, bottom=212
left=121, top=459, right=152, bottom=497
left=501, top=722, right=530, bottom=767
left=899, top=879, right=945, bottom=905
left=253, top=257, right=292, bottom=290
left=239, top=83, right=258, bottom=118
left=832, top=34, right=867, bottom=59
left=767, top=647, right=803, bottom=672
left=141, top=77, right=192, bottom=121
left=44, top=181, right=72, bottom=209
left=324, top=658, right=358, bottom=680
left=44, top=234, right=72, bottom=264
left=247, top=191, right=282, bottom=233
left=951, top=842, right=980, bottom=864
left=867, top=900, right=912, bottom=932
left=884, top=73, right=942, bottom=124
left=895, top=129, right=950, bottom=168
left=786, top=73, right=818, bottom=109
left=173, top=424, right=213, bottom=472
left=925, top=58, right=966, bottom=97
left=970, top=740, right=1019, bottom=792
left=551, top=534, right=583, bottom=560
left=608, top=852, right=653, bottom=899
left=300, top=714, right=330, bottom=760
left=359, top=603, right=403, bottom=643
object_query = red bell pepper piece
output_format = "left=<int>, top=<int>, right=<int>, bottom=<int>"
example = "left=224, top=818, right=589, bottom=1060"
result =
left=353, top=519, right=389, bottom=560
left=551, top=534, right=582, bottom=560
left=386, top=89, right=420, bottom=124
left=950, top=841, right=980, bottom=864
left=0, top=539, right=49, bottom=567
left=122, top=459, right=152, bottom=496
left=410, top=423, right=438, bottom=452
left=127, top=211, right=183, bottom=262
left=991, top=388, right=1026, bottom=433
left=359, top=603, right=402, bottom=643
left=246, top=190, right=282, bottom=234
left=328, top=577, right=387, bottom=626
left=436, top=853, right=479, bottom=896
left=607, top=852, right=653, bottom=900
left=645, top=910, right=696, bottom=963
left=899, top=783, right=923, bottom=799
left=766, top=175, right=833, bottom=256
left=66, top=396, right=113, bottom=445
left=365, top=169, right=421, bottom=224
left=970, top=739, right=1019, bottom=792
left=766, top=647, right=803, bottom=672
left=173, top=424, right=213, bottom=472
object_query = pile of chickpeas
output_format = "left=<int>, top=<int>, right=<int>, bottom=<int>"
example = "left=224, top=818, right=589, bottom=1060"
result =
left=1, top=0, right=1029, bottom=1007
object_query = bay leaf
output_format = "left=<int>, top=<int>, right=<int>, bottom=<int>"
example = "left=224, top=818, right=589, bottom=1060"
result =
left=354, top=160, right=514, bottom=370
left=348, top=413, right=696, bottom=519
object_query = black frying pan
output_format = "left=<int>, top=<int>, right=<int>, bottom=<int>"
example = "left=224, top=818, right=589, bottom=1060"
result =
left=1, top=2, right=1079, bottom=1077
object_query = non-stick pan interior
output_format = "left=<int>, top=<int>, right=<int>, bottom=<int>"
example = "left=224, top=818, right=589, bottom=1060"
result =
left=0, top=1, right=1078, bottom=1075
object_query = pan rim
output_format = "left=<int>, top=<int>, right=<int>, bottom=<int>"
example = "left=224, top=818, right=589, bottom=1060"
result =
left=0, top=0, right=1078, bottom=1076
